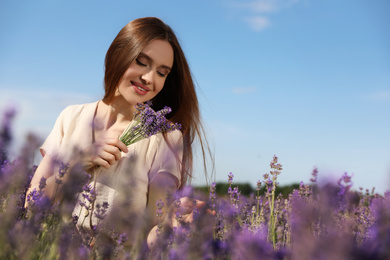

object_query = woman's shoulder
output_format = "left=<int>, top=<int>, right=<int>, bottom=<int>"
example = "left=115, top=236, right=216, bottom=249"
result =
left=60, top=101, right=99, bottom=117
left=144, top=129, right=182, bottom=154
left=152, top=130, right=183, bottom=156
left=166, top=129, right=183, bottom=140
left=157, top=129, right=183, bottom=145
left=50, top=101, right=99, bottom=131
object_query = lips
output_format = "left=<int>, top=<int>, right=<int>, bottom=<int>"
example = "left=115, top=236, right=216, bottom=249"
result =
left=131, top=81, right=150, bottom=95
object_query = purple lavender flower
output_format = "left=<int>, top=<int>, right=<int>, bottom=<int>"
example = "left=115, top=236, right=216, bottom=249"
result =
left=0, top=105, right=17, bottom=164
left=309, top=167, right=318, bottom=183
left=228, top=172, right=234, bottom=185
left=82, top=192, right=92, bottom=203
left=117, top=233, right=128, bottom=245
left=38, top=177, right=47, bottom=191
left=229, top=186, right=241, bottom=210
left=119, top=102, right=181, bottom=147
left=94, top=202, right=109, bottom=220
left=156, top=199, right=164, bottom=218
left=256, top=180, right=261, bottom=191
left=27, top=188, right=42, bottom=202
left=263, top=178, right=273, bottom=195
left=270, top=155, right=283, bottom=176
left=72, top=214, right=79, bottom=225
left=55, top=177, right=62, bottom=185
left=54, top=162, right=69, bottom=185
left=337, top=172, right=353, bottom=198
left=58, top=162, right=69, bottom=178
left=231, top=228, right=274, bottom=259
left=209, top=182, right=217, bottom=210
left=89, top=187, right=97, bottom=202
left=175, top=211, right=182, bottom=222
left=82, top=183, right=92, bottom=194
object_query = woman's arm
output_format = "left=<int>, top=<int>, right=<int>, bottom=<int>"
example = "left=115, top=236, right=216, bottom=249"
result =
left=24, top=154, right=57, bottom=207
left=147, top=172, right=178, bottom=227
left=146, top=172, right=178, bottom=248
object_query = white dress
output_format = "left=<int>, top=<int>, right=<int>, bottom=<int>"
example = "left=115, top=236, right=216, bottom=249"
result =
left=40, top=101, right=183, bottom=235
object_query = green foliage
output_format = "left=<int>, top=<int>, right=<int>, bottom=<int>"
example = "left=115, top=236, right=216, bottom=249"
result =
left=195, top=182, right=301, bottom=198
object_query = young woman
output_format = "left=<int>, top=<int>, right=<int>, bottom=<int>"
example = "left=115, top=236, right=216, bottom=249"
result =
left=26, top=17, right=210, bottom=250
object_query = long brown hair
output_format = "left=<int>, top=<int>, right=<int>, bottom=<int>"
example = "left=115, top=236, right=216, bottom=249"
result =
left=103, top=17, right=212, bottom=187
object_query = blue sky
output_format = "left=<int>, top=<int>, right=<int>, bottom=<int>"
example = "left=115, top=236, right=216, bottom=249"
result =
left=1, top=0, right=389, bottom=194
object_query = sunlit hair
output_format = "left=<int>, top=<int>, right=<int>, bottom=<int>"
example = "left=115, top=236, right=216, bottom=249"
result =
left=103, top=17, right=212, bottom=187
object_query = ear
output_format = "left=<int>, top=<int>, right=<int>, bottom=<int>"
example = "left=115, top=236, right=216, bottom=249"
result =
left=114, top=87, right=120, bottom=96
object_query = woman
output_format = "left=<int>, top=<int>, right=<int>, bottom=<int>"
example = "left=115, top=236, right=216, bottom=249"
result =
left=26, top=17, right=210, bottom=251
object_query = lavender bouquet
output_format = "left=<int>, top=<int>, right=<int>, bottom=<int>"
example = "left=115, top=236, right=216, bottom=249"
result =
left=119, top=101, right=181, bottom=146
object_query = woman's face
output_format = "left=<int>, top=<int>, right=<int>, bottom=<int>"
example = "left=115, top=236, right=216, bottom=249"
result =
left=116, top=39, right=174, bottom=106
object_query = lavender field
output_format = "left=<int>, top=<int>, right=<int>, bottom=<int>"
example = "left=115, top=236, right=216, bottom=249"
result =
left=1, top=108, right=389, bottom=260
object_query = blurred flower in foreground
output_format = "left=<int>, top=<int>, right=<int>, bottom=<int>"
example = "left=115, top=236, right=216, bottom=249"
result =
left=1, top=107, right=390, bottom=259
left=0, top=105, right=17, bottom=164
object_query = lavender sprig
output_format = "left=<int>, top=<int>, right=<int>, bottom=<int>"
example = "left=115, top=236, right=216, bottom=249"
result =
left=119, top=102, right=181, bottom=147
left=156, top=199, right=165, bottom=237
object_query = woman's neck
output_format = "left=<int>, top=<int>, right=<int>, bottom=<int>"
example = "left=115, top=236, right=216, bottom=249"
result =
left=96, top=97, right=135, bottom=137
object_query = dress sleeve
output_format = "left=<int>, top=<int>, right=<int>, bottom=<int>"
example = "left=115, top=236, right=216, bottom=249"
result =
left=39, top=107, right=68, bottom=158
left=149, top=130, right=184, bottom=188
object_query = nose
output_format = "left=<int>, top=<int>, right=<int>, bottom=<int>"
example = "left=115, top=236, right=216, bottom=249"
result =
left=141, top=69, right=154, bottom=85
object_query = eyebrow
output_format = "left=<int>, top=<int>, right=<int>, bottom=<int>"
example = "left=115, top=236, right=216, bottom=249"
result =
left=138, top=52, right=172, bottom=71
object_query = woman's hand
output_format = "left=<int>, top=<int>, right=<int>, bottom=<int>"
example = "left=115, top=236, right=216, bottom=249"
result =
left=147, top=197, right=215, bottom=249
left=83, top=138, right=128, bottom=169
left=171, top=197, right=208, bottom=227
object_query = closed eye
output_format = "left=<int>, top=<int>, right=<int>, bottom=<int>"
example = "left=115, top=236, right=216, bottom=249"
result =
left=157, top=71, right=168, bottom=77
left=136, top=59, right=147, bottom=67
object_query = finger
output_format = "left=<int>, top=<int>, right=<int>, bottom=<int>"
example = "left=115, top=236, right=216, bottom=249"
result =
left=178, top=198, right=207, bottom=215
left=207, top=209, right=216, bottom=216
left=98, top=150, right=117, bottom=166
left=106, top=139, right=128, bottom=153
left=102, top=145, right=122, bottom=161
left=187, top=212, right=194, bottom=223
left=195, top=200, right=206, bottom=209
left=117, top=140, right=128, bottom=153
left=92, top=157, right=110, bottom=169
left=181, top=212, right=194, bottom=223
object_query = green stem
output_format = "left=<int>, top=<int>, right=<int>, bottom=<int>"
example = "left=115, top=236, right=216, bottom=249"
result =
left=268, top=180, right=277, bottom=248
left=52, top=182, right=59, bottom=203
